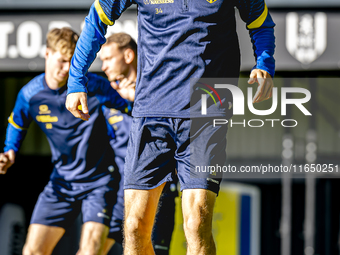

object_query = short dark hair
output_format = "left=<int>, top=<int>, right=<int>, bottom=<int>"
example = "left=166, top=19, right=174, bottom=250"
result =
left=105, top=32, right=137, bottom=54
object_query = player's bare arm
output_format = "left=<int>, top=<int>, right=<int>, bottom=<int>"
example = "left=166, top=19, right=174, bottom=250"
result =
left=248, top=69, right=274, bottom=104
left=0, top=149, right=16, bottom=174
left=65, top=92, right=90, bottom=121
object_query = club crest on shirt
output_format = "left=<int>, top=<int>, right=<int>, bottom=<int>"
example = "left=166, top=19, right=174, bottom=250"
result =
left=39, top=105, right=51, bottom=114
left=286, top=12, right=327, bottom=65
left=206, top=0, right=217, bottom=3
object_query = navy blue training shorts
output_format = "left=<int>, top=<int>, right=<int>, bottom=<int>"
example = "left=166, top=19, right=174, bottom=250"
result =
left=124, top=117, right=228, bottom=195
left=30, top=177, right=118, bottom=229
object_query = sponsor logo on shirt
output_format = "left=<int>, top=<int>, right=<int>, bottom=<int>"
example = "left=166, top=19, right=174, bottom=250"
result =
left=108, top=115, right=124, bottom=125
left=144, top=0, right=174, bottom=4
left=36, top=115, right=58, bottom=123
left=36, top=105, right=58, bottom=129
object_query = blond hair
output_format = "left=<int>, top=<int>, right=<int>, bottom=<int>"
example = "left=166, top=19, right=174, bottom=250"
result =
left=46, top=27, right=79, bottom=60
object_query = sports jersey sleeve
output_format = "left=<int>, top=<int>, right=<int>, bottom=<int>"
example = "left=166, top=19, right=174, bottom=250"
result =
left=87, top=73, right=131, bottom=113
left=235, top=0, right=276, bottom=77
left=4, top=89, right=33, bottom=153
left=67, top=0, right=134, bottom=95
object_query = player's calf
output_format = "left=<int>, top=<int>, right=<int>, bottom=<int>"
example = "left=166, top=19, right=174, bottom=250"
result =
left=124, top=186, right=165, bottom=255
left=182, top=189, right=217, bottom=255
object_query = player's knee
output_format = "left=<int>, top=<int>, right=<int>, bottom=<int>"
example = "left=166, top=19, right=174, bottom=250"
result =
left=124, top=215, right=151, bottom=238
left=183, top=214, right=212, bottom=237
left=183, top=215, right=201, bottom=234
left=22, top=246, right=32, bottom=255
left=76, top=249, right=98, bottom=255
left=80, top=244, right=102, bottom=255
left=124, top=216, right=142, bottom=235
left=22, top=244, right=43, bottom=255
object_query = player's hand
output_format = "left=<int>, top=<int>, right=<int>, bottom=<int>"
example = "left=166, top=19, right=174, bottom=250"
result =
left=65, top=92, right=90, bottom=121
left=111, top=75, right=136, bottom=102
left=248, top=69, right=273, bottom=103
left=0, top=150, right=16, bottom=175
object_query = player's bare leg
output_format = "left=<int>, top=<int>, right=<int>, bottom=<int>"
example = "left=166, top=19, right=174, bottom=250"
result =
left=22, top=224, right=65, bottom=255
left=102, top=237, right=115, bottom=255
left=182, top=189, right=217, bottom=255
left=124, top=183, right=166, bottom=255
left=77, top=221, right=109, bottom=255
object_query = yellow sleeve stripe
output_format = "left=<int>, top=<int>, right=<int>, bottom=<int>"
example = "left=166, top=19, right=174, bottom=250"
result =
left=247, top=4, right=268, bottom=29
left=94, top=0, right=114, bottom=26
left=8, top=112, right=27, bottom=130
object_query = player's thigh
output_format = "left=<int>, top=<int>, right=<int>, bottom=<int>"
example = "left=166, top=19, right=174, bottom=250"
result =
left=181, top=189, right=216, bottom=233
left=124, top=183, right=166, bottom=235
left=23, top=224, right=65, bottom=255
left=78, top=221, right=109, bottom=253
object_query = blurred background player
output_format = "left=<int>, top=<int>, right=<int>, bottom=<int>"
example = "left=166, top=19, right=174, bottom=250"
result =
left=101, top=32, right=178, bottom=255
left=65, top=0, right=275, bottom=254
left=0, top=27, right=129, bottom=255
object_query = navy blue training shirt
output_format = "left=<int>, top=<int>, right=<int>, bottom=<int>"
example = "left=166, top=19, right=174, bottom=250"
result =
left=67, top=0, right=275, bottom=118
left=4, top=72, right=129, bottom=184
left=103, top=106, right=132, bottom=160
